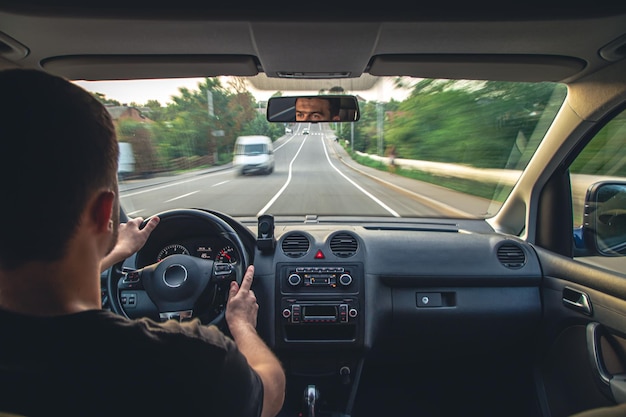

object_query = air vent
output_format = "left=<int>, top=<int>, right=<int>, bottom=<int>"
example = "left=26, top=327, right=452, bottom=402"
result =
left=281, top=233, right=310, bottom=258
left=330, top=232, right=358, bottom=258
left=497, top=243, right=526, bottom=268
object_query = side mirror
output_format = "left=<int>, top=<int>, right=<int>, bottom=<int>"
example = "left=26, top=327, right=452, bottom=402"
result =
left=266, top=95, right=360, bottom=123
left=583, top=181, right=626, bottom=256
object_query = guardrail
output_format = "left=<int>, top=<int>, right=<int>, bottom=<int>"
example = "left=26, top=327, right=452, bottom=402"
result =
left=356, top=151, right=521, bottom=185
left=355, top=150, right=626, bottom=225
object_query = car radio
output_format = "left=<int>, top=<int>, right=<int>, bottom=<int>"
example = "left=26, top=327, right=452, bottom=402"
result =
left=277, top=263, right=363, bottom=344
left=281, top=299, right=359, bottom=324
left=281, top=266, right=358, bottom=293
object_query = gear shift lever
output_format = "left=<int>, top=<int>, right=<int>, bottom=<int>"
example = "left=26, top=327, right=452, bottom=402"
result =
left=304, top=384, right=320, bottom=417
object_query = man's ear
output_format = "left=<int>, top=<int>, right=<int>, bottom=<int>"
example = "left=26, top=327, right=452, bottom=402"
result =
left=91, top=190, right=116, bottom=233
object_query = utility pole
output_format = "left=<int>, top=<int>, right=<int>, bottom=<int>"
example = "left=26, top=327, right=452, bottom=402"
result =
left=207, top=90, right=217, bottom=164
left=377, top=101, right=384, bottom=156
left=351, top=122, right=354, bottom=153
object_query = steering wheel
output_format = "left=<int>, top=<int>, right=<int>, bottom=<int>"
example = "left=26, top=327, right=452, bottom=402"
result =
left=107, top=209, right=250, bottom=327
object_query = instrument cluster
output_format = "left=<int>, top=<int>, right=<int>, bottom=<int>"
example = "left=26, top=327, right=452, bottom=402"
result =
left=155, top=238, right=239, bottom=265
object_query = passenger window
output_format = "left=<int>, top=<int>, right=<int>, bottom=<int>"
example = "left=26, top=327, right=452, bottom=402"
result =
left=570, top=108, right=626, bottom=272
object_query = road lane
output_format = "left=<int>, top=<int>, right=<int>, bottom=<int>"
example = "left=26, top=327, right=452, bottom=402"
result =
left=119, top=129, right=491, bottom=219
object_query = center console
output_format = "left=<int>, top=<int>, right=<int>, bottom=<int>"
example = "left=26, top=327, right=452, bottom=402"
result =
left=275, top=263, right=364, bottom=416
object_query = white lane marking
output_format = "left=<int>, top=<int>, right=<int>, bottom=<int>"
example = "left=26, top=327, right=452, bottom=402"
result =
left=257, top=136, right=309, bottom=217
left=121, top=139, right=293, bottom=199
left=165, top=191, right=199, bottom=202
left=322, top=137, right=401, bottom=217
left=273, top=135, right=296, bottom=151
left=126, top=209, right=145, bottom=216
left=121, top=175, right=223, bottom=197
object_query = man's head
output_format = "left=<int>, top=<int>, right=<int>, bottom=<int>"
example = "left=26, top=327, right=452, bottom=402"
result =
left=295, top=97, right=341, bottom=122
left=0, top=69, right=119, bottom=270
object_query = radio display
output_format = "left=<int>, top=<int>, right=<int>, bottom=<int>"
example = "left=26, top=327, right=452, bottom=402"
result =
left=303, top=305, right=337, bottom=318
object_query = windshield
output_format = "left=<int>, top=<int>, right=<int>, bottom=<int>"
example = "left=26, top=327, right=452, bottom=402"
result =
left=75, top=75, right=567, bottom=221
left=237, top=144, right=267, bottom=155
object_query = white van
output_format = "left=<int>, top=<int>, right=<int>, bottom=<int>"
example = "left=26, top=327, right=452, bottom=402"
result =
left=233, top=135, right=275, bottom=175
left=117, top=142, right=135, bottom=179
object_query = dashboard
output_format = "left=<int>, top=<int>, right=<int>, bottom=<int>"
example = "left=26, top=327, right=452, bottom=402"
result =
left=105, top=210, right=543, bottom=415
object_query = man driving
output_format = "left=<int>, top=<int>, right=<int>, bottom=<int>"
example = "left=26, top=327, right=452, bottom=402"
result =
left=0, top=69, right=286, bottom=417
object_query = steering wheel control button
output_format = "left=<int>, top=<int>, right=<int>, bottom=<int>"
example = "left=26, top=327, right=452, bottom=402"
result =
left=119, top=270, right=143, bottom=289
left=416, top=292, right=443, bottom=307
left=124, top=271, right=140, bottom=283
left=214, top=262, right=234, bottom=281
left=121, top=293, right=136, bottom=308
left=162, top=264, right=188, bottom=288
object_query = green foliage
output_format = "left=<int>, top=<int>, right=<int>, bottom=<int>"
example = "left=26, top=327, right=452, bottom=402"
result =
left=126, top=77, right=262, bottom=166
left=117, top=77, right=569, bottom=179
left=91, top=91, right=121, bottom=106
left=116, top=119, right=159, bottom=174
left=240, top=113, right=284, bottom=142
left=570, top=110, right=626, bottom=177
left=354, top=79, right=565, bottom=169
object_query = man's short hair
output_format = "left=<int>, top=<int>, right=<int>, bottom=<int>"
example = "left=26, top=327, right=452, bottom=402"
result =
left=325, top=97, right=340, bottom=118
left=0, top=69, right=118, bottom=269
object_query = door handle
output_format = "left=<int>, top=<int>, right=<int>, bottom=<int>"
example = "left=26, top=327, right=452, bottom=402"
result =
left=563, top=286, right=593, bottom=315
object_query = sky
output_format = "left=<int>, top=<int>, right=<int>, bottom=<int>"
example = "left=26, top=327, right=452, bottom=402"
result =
left=74, top=78, right=208, bottom=106
left=74, top=77, right=412, bottom=106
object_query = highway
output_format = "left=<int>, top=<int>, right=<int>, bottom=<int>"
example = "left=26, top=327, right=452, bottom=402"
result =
left=119, top=123, right=493, bottom=220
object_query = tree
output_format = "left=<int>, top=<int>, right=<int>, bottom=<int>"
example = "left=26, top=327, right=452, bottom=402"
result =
left=148, top=77, right=261, bottom=166
left=91, top=92, right=121, bottom=106
left=116, top=119, right=159, bottom=176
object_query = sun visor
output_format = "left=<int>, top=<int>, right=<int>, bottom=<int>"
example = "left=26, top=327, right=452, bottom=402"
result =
left=368, top=54, right=586, bottom=82
left=41, top=55, right=259, bottom=81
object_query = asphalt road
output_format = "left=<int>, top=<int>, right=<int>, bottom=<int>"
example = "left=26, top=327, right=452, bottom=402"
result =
left=119, top=124, right=493, bottom=220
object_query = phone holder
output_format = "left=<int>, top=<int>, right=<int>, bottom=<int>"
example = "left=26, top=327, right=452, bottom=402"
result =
left=257, top=214, right=276, bottom=253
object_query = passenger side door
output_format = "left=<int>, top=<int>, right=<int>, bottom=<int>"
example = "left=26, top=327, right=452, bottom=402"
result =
left=534, top=107, right=626, bottom=417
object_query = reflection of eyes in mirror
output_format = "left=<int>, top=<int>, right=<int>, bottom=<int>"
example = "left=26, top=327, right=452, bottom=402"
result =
left=295, top=97, right=341, bottom=122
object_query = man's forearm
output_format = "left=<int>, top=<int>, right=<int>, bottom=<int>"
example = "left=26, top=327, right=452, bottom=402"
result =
left=231, top=324, right=286, bottom=417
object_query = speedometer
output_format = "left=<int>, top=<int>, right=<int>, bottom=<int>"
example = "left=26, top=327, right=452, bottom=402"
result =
left=215, top=245, right=238, bottom=264
left=157, top=244, right=190, bottom=261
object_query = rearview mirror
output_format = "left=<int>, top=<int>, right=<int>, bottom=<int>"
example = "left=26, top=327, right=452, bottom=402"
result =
left=266, top=95, right=360, bottom=123
left=583, top=181, right=626, bottom=256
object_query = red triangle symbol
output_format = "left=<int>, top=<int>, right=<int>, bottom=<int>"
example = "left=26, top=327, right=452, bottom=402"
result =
left=315, top=250, right=325, bottom=259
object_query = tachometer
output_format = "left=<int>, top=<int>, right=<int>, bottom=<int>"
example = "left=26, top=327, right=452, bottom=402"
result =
left=215, top=245, right=238, bottom=264
left=157, top=244, right=190, bottom=261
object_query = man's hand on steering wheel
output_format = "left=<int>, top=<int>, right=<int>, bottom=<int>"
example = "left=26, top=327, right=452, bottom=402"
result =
left=101, top=216, right=160, bottom=273
left=106, top=209, right=249, bottom=327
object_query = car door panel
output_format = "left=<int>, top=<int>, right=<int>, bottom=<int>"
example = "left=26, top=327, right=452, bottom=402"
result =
left=535, top=248, right=626, bottom=417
